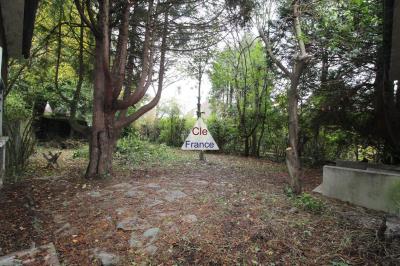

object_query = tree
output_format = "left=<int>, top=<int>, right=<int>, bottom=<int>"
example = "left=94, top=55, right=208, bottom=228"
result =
left=209, top=36, right=272, bottom=156
left=73, top=0, right=230, bottom=177
left=72, top=0, right=169, bottom=177
left=258, top=0, right=311, bottom=194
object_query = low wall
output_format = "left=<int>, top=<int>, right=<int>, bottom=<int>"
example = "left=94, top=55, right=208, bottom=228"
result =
left=336, top=160, right=400, bottom=172
left=315, top=165, right=400, bottom=214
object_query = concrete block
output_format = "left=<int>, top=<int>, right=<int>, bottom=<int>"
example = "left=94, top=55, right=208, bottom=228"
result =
left=314, top=165, right=400, bottom=214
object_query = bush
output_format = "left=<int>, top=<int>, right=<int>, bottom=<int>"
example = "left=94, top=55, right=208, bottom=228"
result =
left=284, top=187, right=326, bottom=214
left=3, top=92, right=36, bottom=181
left=4, top=119, right=36, bottom=180
left=72, top=145, right=89, bottom=159
left=115, top=131, right=182, bottom=165
left=294, top=193, right=326, bottom=214
left=5, top=91, right=31, bottom=121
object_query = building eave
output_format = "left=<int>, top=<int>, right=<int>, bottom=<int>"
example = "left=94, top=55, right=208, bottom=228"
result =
left=0, top=0, right=38, bottom=59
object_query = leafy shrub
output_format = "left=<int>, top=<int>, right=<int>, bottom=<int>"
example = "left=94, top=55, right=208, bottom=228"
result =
left=284, top=186, right=325, bottom=214
left=284, top=185, right=295, bottom=198
left=115, top=132, right=187, bottom=166
left=4, top=119, right=36, bottom=180
left=5, top=91, right=31, bottom=120
left=294, top=193, right=326, bottom=214
left=72, top=145, right=89, bottom=159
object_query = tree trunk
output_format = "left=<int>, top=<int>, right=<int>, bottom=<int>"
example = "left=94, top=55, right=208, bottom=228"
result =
left=286, top=72, right=302, bottom=194
left=244, top=136, right=250, bottom=156
left=87, top=126, right=116, bottom=178
left=251, top=130, right=257, bottom=157
left=86, top=35, right=115, bottom=178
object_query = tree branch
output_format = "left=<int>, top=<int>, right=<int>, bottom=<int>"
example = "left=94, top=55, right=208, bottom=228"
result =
left=115, top=0, right=155, bottom=110
left=73, top=0, right=100, bottom=37
left=115, top=9, right=168, bottom=129
left=258, top=29, right=292, bottom=78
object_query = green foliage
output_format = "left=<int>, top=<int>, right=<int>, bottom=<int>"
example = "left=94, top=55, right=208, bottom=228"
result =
left=136, top=100, right=192, bottom=148
left=4, top=91, right=31, bottom=120
left=4, top=91, right=36, bottom=180
left=207, top=114, right=239, bottom=152
left=115, top=131, right=192, bottom=166
left=72, top=145, right=89, bottom=159
left=388, top=181, right=400, bottom=214
left=285, top=187, right=326, bottom=214
left=331, top=261, right=350, bottom=266
left=6, top=0, right=93, bottom=123
left=208, top=37, right=284, bottom=156
left=294, top=193, right=326, bottom=214
left=4, top=119, right=36, bottom=180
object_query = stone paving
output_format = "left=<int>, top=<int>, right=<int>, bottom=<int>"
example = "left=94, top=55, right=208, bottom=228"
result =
left=49, top=168, right=221, bottom=264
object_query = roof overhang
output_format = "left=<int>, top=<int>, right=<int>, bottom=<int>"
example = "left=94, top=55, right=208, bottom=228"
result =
left=0, top=0, right=38, bottom=59
left=390, top=0, right=400, bottom=81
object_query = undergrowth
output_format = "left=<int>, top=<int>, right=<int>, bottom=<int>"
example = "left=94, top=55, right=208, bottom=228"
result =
left=72, top=133, right=195, bottom=167
left=284, top=186, right=326, bottom=214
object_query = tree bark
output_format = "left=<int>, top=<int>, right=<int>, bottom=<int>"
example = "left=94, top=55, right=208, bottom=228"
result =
left=287, top=64, right=302, bottom=194
left=244, top=136, right=250, bottom=157
left=86, top=33, right=115, bottom=178
left=72, top=0, right=168, bottom=178
left=85, top=0, right=115, bottom=178
left=258, top=0, right=309, bottom=194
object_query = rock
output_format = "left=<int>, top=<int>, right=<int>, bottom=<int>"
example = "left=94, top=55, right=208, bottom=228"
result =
left=115, top=208, right=126, bottom=215
left=182, top=214, right=197, bottom=223
left=88, top=191, right=101, bottom=197
left=384, top=216, right=400, bottom=241
left=145, top=183, right=160, bottom=189
left=0, top=256, right=22, bottom=266
left=194, top=180, right=209, bottom=186
left=164, top=190, right=187, bottom=202
left=157, top=211, right=178, bottom=218
left=129, top=232, right=143, bottom=248
left=144, top=245, right=158, bottom=255
left=93, top=250, right=119, bottom=266
left=116, top=217, right=149, bottom=231
left=108, top=183, right=132, bottom=190
left=125, top=189, right=144, bottom=198
left=143, top=199, right=163, bottom=208
left=54, top=223, right=77, bottom=236
left=0, top=243, right=60, bottom=266
left=143, top=228, right=160, bottom=243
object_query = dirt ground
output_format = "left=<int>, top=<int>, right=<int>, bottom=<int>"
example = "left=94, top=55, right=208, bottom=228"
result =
left=0, top=148, right=399, bottom=265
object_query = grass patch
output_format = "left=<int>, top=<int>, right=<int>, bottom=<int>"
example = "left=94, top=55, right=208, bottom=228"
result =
left=72, top=145, right=89, bottom=159
left=284, top=186, right=326, bottom=214
left=70, top=135, right=196, bottom=168
left=115, top=134, right=195, bottom=167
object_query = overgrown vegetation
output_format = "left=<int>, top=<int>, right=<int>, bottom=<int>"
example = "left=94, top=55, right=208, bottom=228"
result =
left=285, top=186, right=326, bottom=214
left=72, top=130, right=195, bottom=167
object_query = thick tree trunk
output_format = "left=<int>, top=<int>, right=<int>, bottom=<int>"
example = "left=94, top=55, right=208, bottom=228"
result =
left=86, top=126, right=116, bottom=178
left=73, top=0, right=168, bottom=178
left=86, top=34, right=116, bottom=178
